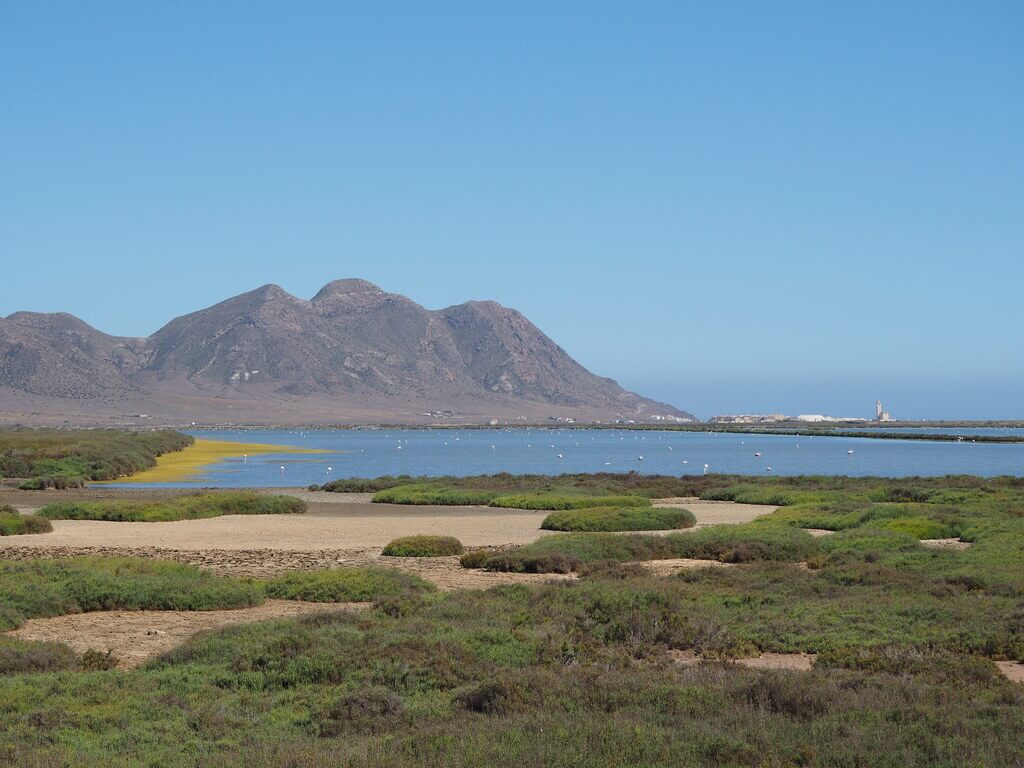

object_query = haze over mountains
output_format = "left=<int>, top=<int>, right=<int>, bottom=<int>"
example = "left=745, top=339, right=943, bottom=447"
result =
left=0, top=280, right=692, bottom=425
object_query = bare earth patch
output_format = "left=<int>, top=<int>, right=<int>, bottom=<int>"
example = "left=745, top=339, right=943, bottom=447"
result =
left=668, top=649, right=817, bottom=671
left=920, top=538, right=971, bottom=550
left=653, top=497, right=776, bottom=526
left=996, top=661, right=1024, bottom=683
left=5, top=600, right=362, bottom=669
left=804, top=528, right=835, bottom=537
left=640, top=558, right=733, bottom=575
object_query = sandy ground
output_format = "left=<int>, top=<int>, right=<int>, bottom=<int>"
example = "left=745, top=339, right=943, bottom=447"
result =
left=996, top=661, right=1024, bottom=683
left=653, top=497, right=776, bottom=526
left=0, top=490, right=772, bottom=588
left=0, top=493, right=774, bottom=553
left=920, top=538, right=972, bottom=550
left=640, top=558, right=733, bottom=575
left=7, top=600, right=362, bottom=668
left=668, top=649, right=817, bottom=671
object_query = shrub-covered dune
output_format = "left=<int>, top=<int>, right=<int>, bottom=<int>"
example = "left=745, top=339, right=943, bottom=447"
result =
left=541, top=506, right=695, bottom=532
left=40, top=491, right=306, bottom=522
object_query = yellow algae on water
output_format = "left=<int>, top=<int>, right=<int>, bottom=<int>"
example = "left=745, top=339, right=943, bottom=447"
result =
left=108, top=438, right=326, bottom=483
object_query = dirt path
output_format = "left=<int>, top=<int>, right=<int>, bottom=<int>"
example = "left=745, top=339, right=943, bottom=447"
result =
left=6, top=600, right=362, bottom=668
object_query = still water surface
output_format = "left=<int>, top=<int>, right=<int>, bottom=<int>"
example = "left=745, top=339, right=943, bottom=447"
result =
left=114, top=428, right=1024, bottom=487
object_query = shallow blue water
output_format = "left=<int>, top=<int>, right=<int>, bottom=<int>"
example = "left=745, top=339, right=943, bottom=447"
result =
left=108, top=428, right=1024, bottom=487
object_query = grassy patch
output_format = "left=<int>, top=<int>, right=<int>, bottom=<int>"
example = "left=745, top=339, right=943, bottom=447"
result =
left=39, top=491, right=306, bottom=522
left=382, top=536, right=464, bottom=557
left=489, top=494, right=650, bottom=510
left=0, top=557, right=261, bottom=631
left=0, top=505, right=52, bottom=535
left=264, top=567, right=435, bottom=602
left=666, top=523, right=819, bottom=563
left=373, top=484, right=501, bottom=506
left=541, top=506, right=695, bottom=532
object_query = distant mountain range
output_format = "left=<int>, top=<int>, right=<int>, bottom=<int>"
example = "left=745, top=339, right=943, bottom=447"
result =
left=0, top=279, right=693, bottom=425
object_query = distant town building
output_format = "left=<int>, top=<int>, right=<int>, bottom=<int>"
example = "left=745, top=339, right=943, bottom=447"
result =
left=875, top=399, right=893, bottom=422
left=710, top=414, right=788, bottom=424
left=796, top=415, right=867, bottom=423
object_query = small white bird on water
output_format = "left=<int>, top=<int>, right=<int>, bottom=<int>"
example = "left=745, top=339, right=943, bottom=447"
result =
left=847, top=450, right=854, bottom=455
left=556, top=454, right=563, bottom=459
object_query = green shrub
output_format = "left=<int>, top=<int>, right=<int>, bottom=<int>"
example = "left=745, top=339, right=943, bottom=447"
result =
left=459, top=549, right=492, bottom=569
left=473, top=533, right=680, bottom=573
left=0, top=557, right=262, bottom=631
left=489, top=494, right=650, bottom=510
left=382, top=535, right=464, bottom=557
left=541, top=506, right=695, bottom=532
left=373, top=484, right=501, bottom=506
left=0, top=637, right=79, bottom=675
left=665, top=523, right=819, bottom=563
left=40, top=492, right=305, bottom=522
left=264, top=567, right=434, bottom=602
left=0, top=508, right=53, bottom=536
left=882, top=516, right=961, bottom=540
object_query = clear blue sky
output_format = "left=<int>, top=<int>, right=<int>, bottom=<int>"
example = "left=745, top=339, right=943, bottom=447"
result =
left=2, top=2, right=1021, bottom=419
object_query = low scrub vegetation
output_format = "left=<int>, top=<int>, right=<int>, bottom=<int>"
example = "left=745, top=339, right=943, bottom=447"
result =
left=541, top=506, right=695, bottom=532
left=472, top=523, right=820, bottom=573
left=264, top=567, right=435, bottom=602
left=489, top=493, right=650, bottom=510
left=0, top=428, right=192, bottom=487
left=0, top=557, right=261, bottom=632
left=0, top=505, right=52, bottom=535
left=381, top=535, right=464, bottom=557
left=40, top=491, right=305, bottom=522
left=0, top=475, right=1022, bottom=765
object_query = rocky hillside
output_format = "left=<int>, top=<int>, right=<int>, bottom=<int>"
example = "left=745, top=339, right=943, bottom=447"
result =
left=0, top=280, right=692, bottom=423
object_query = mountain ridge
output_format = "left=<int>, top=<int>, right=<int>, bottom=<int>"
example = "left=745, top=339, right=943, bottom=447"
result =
left=0, top=280, right=693, bottom=425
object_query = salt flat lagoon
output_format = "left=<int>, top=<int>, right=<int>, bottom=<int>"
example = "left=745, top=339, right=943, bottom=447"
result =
left=111, top=428, right=1024, bottom=487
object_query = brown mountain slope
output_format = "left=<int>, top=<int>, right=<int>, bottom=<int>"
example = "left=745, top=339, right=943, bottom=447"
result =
left=0, top=281, right=693, bottom=424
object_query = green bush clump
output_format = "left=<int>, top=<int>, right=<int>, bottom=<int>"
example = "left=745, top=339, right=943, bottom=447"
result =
left=40, top=491, right=306, bottom=522
left=264, top=567, right=435, bottom=602
left=469, top=533, right=680, bottom=573
left=0, top=557, right=261, bottom=631
left=541, top=506, right=695, bottom=532
left=490, top=494, right=650, bottom=510
left=319, top=475, right=416, bottom=493
left=0, top=506, right=52, bottom=536
left=882, top=516, right=961, bottom=540
left=382, top=535, right=464, bottom=557
left=469, top=522, right=817, bottom=573
left=0, top=637, right=79, bottom=675
left=664, top=524, right=820, bottom=563
left=373, top=484, right=501, bottom=506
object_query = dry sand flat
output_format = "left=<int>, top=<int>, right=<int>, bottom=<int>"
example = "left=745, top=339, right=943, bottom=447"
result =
left=6, top=600, right=362, bottom=669
left=0, top=505, right=555, bottom=551
left=0, top=495, right=776, bottom=553
left=652, top=497, right=776, bottom=526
